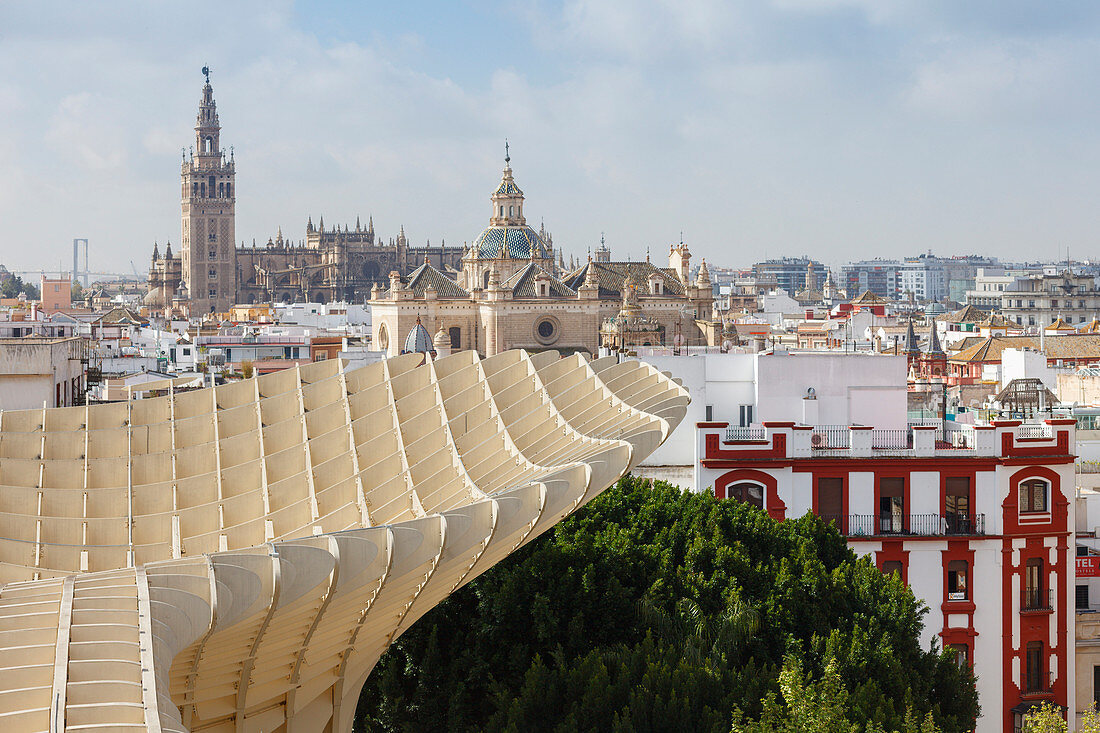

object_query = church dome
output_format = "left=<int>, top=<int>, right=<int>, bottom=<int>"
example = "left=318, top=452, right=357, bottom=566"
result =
left=403, top=318, right=434, bottom=354
left=469, top=225, right=549, bottom=260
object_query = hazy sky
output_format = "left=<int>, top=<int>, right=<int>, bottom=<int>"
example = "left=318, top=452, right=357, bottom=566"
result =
left=2, top=1, right=1099, bottom=275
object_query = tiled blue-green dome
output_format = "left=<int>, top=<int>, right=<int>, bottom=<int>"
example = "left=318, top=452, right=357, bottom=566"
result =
left=470, top=224, right=549, bottom=260
left=403, top=321, right=433, bottom=353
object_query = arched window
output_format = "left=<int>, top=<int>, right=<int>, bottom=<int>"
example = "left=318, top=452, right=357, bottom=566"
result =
left=377, top=324, right=389, bottom=351
left=499, top=206, right=504, bottom=217
left=1019, top=479, right=1048, bottom=513
left=509, top=205, right=514, bottom=216
left=727, top=482, right=764, bottom=508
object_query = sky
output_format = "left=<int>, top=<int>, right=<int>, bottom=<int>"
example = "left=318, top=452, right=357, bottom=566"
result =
left=1, top=0, right=1100, bottom=276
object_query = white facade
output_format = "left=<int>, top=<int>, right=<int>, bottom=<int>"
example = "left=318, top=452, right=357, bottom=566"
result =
left=695, top=420, right=1078, bottom=731
left=636, top=351, right=908, bottom=475
left=0, top=337, right=86, bottom=409
left=899, top=258, right=947, bottom=303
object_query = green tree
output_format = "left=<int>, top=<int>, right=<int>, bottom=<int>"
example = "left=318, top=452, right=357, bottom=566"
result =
left=732, top=655, right=940, bottom=733
left=1022, top=702, right=1100, bottom=733
left=354, top=477, right=978, bottom=733
left=71, top=280, right=83, bottom=302
left=0, top=274, right=38, bottom=299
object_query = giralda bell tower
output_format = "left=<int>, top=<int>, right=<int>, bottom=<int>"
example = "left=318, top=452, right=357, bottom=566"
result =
left=181, top=66, right=236, bottom=313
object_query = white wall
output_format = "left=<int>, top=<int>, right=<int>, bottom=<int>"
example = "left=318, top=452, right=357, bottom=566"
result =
left=1002, top=348, right=1056, bottom=392
left=637, top=352, right=908, bottom=469
left=755, top=352, right=907, bottom=430
left=637, top=354, right=756, bottom=469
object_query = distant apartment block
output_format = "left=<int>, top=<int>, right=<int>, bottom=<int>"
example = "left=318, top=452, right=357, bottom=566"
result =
left=751, top=257, right=827, bottom=296
left=841, top=259, right=900, bottom=299
left=1002, top=270, right=1100, bottom=327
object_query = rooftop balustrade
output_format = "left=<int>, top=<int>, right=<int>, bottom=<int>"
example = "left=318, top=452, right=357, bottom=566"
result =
left=710, top=418, right=1072, bottom=460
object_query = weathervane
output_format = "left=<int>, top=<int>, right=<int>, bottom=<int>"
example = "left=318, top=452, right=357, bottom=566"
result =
left=202, top=65, right=211, bottom=84
left=505, top=139, right=510, bottom=164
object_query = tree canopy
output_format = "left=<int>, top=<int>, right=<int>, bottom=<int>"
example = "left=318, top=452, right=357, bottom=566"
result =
left=0, top=274, right=38, bottom=299
left=354, top=476, right=978, bottom=732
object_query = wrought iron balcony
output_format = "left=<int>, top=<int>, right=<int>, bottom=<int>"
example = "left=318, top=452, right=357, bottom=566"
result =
left=817, top=513, right=986, bottom=537
left=1021, top=588, right=1053, bottom=612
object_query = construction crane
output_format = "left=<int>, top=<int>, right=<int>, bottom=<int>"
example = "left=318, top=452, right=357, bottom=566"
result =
left=130, top=260, right=141, bottom=278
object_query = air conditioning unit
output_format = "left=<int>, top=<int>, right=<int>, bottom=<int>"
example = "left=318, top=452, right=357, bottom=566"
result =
left=811, top=433, right=825, bottom=448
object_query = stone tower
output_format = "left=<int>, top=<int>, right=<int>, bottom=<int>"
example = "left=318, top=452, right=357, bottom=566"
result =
left=180, top=67, right=236, bottom=314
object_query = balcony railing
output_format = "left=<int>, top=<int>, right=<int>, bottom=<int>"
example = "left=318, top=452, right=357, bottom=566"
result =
left=1021, top=588, right=1053, bottom=611
left=725, top=427, right=766, bottom=442
left=811, top=425, right=851, bottom=449
left=818, top=513, right=986, bottom=537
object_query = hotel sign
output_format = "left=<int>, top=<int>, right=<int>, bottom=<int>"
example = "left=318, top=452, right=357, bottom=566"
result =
left=1078, top=556, right=1100, bottom=577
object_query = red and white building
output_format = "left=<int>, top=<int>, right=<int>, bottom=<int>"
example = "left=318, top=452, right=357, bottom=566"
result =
left=695, top=419, right=1077, bottom=732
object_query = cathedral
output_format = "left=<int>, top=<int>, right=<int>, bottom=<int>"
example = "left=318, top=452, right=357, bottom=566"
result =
left=145, top=70, right=463, bottom=315
left=370, top=152, right=718, bottom=357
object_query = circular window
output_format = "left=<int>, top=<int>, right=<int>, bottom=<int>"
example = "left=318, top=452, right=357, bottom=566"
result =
left=535, top=317, right=559, bottom=345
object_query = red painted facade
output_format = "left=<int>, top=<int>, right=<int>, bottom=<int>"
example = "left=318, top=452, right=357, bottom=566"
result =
left=695, top=419, right=1076, bottom=732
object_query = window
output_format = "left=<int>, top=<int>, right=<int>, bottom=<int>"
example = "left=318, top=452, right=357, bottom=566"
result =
left=1019, top=479, right=1048, bottom=513
left=881, top=560, right=903, bottom=578
left=1025, top=641, right=1045, bottom=692
left=727, top=482, right=764, bottom=508
left=448, top=326, right=461, bottom=350
left=705, top=405, right=713, bottom=422
left=1029, top=300, right=1036, bottom=308
left=314, top=351, right=328, bottom=361
left=1052, top=299, right=1059, bottom=307
left=945, top=477, right=971, bottom=533
left=1095, top=664, right=1100, bottom=705
left=739, top=404, right=753, bottom=427
left=879, top=477, right=904, bottom=534
left=818, top=478, right=844, bottom=528
left=1024, top=557, right=1045, bottom=610
left=509, top=205, right=514, bottom=216
left=1078, top=584, right=1090, bottom=609
left=1029, top=316, right=1035, bottom=326
left=208, top=268, right=217, bottom=278
left=947, top=560, right=968, bottom=600
left=947, top=643, right=969, bottom=668
left=209, top=248, right=217, bottom=261
left=208, top=289, right=216, bottom=298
